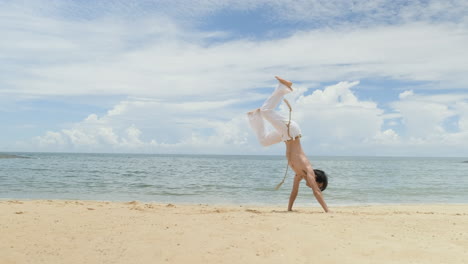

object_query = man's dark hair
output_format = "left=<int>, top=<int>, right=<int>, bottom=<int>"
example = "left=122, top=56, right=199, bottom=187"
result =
left=314, top=169, right=328, bottom=191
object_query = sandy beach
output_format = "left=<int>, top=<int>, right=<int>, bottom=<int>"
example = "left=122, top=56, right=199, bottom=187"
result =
left=1, top=200, right=467, bottom=264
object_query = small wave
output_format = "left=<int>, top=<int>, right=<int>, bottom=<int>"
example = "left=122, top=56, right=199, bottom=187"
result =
left=87, top=170, right=103, bottom=174
left=121, top=171, right=148, bottom=177
left=0, top=154, right=30, bottom=159
left=28, top=168, right=49, bottom=171
left=130, top=184, right=154, bottom=188
left=147, top=191, right=197, bottom=196
left=127, top=170, right=147, bottom=174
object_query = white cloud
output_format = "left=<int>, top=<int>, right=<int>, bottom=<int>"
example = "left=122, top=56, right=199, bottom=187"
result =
left=251, top=0, right=468, bottom=25
left=391, top=92, right=468, bottom=138
left=40, top=0, right=465, bottom=26
left=372, top=129, right=400, bottom=144
left=399, top=90, right=414, bottom=99
left=283, top=83, right=468, bottom=156
left=27, top=81, right=378, bottom=154
left=4, top=1, right=468, bottom=156
left=293, top=81, right=384, bottom=143
left=457, top=101, right=468, bottom=131
left=36, top=131, right=67, bottom=149
left=386, top=91, right=468, bottom=155
left=30, top=97, right=256, bottom=153
left=2, top=1, right=468, bottom=103
left=27, top=81, right=468, bottom=156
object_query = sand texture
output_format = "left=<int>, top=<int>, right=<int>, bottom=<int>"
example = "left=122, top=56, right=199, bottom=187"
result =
left=1, top=200, right=467, bottom=264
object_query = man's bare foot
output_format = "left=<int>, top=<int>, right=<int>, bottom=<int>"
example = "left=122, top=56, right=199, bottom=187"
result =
left=247, top=108, right=260, bottom=115
left=275, top=76, right=293, bottom=91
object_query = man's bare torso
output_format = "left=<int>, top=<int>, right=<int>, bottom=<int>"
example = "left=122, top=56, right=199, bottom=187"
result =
left=285, top=137, right=312, bottom=178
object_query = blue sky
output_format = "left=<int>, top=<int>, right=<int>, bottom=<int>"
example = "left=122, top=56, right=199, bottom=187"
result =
left=1, top=0, right=468, bottom=156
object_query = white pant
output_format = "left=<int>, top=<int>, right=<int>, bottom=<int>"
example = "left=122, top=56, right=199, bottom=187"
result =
left=248, top=83, right=302, bottom=146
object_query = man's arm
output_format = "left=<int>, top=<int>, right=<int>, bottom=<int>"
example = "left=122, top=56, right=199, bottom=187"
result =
left=288, top=174, right=301, bottom=211
left=304, top=169, right=330, bottom=213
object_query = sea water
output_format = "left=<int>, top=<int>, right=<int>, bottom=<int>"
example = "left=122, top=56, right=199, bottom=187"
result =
left=1, top=153, right=467, bottom=206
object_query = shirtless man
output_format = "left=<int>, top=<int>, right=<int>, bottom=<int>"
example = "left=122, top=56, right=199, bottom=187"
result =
left=247, top=76, right=330, bottom=213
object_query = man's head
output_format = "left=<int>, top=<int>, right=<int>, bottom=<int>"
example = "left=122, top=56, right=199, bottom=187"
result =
left=314, top=169, right=328, bottom=191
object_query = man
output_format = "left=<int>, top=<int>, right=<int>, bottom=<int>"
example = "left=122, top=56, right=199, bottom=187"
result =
left=247, top=76, right=330, bottom=213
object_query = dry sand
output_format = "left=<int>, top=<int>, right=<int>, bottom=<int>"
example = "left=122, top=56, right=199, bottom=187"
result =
left=1, top=200, right=467, bottom=264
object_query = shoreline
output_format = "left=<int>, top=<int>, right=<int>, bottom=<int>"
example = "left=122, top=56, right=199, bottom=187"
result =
left=1, top=200, right=468, bottom=264
left=2, top=151, right=468, bottom=159
left=2, top=197, right=468, bottom=207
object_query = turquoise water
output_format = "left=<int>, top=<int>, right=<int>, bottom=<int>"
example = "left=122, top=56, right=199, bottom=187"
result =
left=1, top=153, right=467, bottom=206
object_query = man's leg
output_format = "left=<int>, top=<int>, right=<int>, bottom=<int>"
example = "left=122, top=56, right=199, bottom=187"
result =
left=247, top=109, right=282, bottom=146
left=260, top=82, right=294, bottom=141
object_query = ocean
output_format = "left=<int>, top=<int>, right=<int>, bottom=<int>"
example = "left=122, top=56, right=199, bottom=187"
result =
left=1, top=153, right=467, bottom=206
